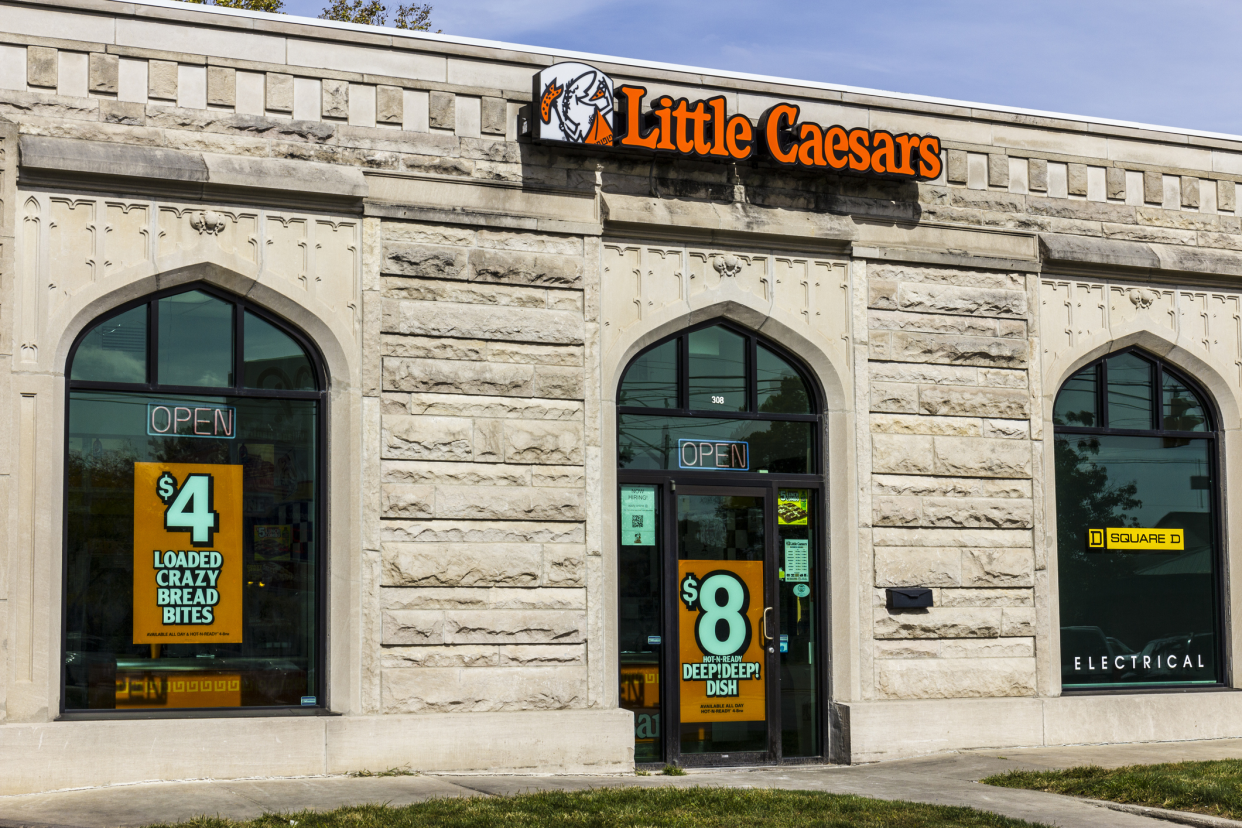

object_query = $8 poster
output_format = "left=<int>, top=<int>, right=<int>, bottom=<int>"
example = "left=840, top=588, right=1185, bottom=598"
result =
left=677, top=560, right=765, bottom=723
left=133, top=462, right=243, bottom=644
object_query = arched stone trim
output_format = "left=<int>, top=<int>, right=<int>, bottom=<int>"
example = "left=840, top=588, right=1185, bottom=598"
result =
left=601, top=295, right=860, bottom=724
left=1040, top=322, right=1241, bottom=695
left=14, top=255, right=364, bottom=721
left=48, top=252, right=358, bottom=391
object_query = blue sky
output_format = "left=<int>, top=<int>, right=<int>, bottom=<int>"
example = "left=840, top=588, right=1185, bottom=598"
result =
left=277, top=0, right=1242, bottom=136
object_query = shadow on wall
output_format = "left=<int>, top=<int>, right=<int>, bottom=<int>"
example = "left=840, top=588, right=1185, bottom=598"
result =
left=516, top=140, right=924, bottom=224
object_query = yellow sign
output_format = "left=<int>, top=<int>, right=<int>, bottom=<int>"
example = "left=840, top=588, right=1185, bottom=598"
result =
left=133, top=462, right=244, bottom=644
left=116, top=672, right=242, bottom=708
left=677, top=560, right=765, bottom=723
left=1088, top=527, right=1184, bottom=552
left=778, top=489, right=808, bottom=525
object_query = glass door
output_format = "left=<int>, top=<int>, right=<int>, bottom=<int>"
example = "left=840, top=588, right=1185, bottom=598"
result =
left=618, top=479, right=823, bottom=767
left=673, top=486, right=776, bottom=765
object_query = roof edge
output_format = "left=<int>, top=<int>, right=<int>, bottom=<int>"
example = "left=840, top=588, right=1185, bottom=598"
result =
left=44, top=0, right=1242, bottom=146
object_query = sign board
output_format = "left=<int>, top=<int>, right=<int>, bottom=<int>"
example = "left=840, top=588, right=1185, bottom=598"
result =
left=678, top=439, right=749, bottom=471
left=677, top=560, right=765, bottom=723
left=133, top=462, right=244, bottom=644
left=533, top=62, right=942, bottom=181
left=147, top=403, right=236, bottom=439
left=1088, top=527, right=1184, bottom=552
left=620, top=484, right=657, bottom=546
left=783, top=539, right=809, bottom=583
left=778, top=489, right=808, bottom=525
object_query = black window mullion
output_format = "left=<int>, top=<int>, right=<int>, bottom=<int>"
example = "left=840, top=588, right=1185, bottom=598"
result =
left=1153, top=361, right=1162, bottom=431
left=1097, top=359, right=1107, bottom=430
left=748, top=335, right=758, bottom=413
left=678, top=335, right=688, bottom=411
left=148, top=298, right=159, bottom=386
left=234, top=301, right=245, bottom=392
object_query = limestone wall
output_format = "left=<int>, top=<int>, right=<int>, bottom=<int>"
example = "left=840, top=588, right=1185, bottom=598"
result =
left=2, top=0, right=1242, bottom=731
left=366, top=221, right=597, bottom=714
left=862, top=261, right=1038, bottom=700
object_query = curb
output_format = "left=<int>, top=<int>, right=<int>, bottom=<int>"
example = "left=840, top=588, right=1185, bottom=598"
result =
left=1084, top=798, right=1242, bottom=828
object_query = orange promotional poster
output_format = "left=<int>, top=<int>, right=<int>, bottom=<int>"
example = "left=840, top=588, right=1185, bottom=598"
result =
left=677, top=560, right=765, bottom=723
left=133, top=462, right=243, bottom=644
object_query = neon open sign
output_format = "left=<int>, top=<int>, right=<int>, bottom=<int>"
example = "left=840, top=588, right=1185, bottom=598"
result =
left=147, top=403, right=236, bottom=439
left=678, top=439, right=749, bottom=471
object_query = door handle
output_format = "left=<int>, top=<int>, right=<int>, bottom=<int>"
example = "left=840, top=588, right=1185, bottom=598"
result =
left=762, top=607, right=774, bottom=641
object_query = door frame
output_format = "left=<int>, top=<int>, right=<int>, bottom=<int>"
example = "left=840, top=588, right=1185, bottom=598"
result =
left=619, top=470, right=829, bottom=768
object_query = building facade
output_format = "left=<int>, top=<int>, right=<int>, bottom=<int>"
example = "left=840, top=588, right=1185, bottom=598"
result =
left=2, top=0, right=1242, bottom=794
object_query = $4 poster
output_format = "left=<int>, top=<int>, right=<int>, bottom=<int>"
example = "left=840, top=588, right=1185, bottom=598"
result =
left=133, top=462, right=244, bottom=644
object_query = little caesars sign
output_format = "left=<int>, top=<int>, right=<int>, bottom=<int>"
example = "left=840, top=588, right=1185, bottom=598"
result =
left=533, top=62, right=943, bottom=180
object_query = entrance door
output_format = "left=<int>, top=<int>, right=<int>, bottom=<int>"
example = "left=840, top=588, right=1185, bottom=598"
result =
left=674, top=486, right=775, bottom=764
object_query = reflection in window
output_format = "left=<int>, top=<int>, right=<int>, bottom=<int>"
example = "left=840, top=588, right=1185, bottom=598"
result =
left=244, top=312, right=315, bottom=391
left=158, top=291, right=233, bottom=387
left=688, top=326, right=746, bottom=412
left=1054, top=350, right=1219, bottom=690
left=70, top=305, right=147, bottom=384
left=1164, top=373, right=1208, bottom=433
left=757, top=346, right=810, bottom=414
left=64, top=286, right=324, bottom=713
left=1053, top=365, right=1097, bottom=427
left=1106, top=352, right=1154, bottom=430
left=618, top=340, right=677, bottom=408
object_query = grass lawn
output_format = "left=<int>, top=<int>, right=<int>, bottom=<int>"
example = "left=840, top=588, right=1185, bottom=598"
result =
left=149, top=787, right=1051, bottom=828
left=983, top=759, right=1242, bottom=820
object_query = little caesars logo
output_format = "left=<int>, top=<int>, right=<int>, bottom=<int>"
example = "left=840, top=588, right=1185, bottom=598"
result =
left=533, top=62, right=942, bottom=180
left=535, top=61, right=615, bottom=146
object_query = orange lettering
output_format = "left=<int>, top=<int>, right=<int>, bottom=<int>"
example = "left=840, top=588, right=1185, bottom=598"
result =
left=847, top=128, right=870, bottom=171
left=870, top=130, right=896, bottom=174
left=824, top=126, right=848, bottom=170
left=797, top=122, right=825, bottom=166
left=725, top=115, right=753, bottom=160
left=616, top=86, right=658, bottom=150
left=654, top=96, right=675, bottom=151
left=893, top=134, right=919, bottom=176
left=918, top=135, right=943, bottom=179
left=707, top=96, right=730, bottom=157
left=671, top=99, right=694, bottom=154
left=760, top=103, right=799, bottom=165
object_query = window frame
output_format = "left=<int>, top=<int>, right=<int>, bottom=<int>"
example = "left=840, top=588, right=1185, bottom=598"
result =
left=1054, top=347, right=1214, bottom=437
left=1052, top=346, right=1227, bottom=694
left=59, top=282, right=330, bottom=719
left=618, top=319, right=820, bottom=426
left=616, top=320, right=830, bottom=765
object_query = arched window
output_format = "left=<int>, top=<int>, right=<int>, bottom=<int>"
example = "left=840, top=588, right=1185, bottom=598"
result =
left=63, top=285, right=326, bottom=714
left=1054, top=349, right=1221, bottom=689
left=616, top=320, right=823, bottom=768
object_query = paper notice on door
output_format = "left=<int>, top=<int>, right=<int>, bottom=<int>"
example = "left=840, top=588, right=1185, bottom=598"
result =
left=784, top=539, right=809, bottom=583
left=620, top=484, right=656, bottom=546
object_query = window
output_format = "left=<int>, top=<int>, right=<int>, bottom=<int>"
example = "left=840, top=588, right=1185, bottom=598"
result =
left=616, top=321, right=823, bottom=765
left=1053, top=350, right=1221, bottom=689
left=617, top=322, right=816, bottom=474
left=64, top=285, right=325, bottom=713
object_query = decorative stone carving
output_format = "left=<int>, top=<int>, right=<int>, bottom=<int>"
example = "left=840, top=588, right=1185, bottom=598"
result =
left=1041, top=277, right=1242, bottom=383
left=712, top=254, right=743, bottom=278
left=1128, top=287, right=1157, bottom=310
left=16, top=192, right=362, bottom=368
left=190, top=210, right=227, bottom=235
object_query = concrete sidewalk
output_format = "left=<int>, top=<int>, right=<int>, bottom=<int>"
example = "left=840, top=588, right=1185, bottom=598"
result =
left=4, top=739, right=1242, bottom=828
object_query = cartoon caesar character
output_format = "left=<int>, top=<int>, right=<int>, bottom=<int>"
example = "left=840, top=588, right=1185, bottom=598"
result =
left=539, top=63, right=614, bottom=145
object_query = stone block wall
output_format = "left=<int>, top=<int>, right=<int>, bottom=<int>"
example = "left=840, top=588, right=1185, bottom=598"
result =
left=864, top=262, right=1039, bottom=700
left=369, top=221, right=594, bottom=714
